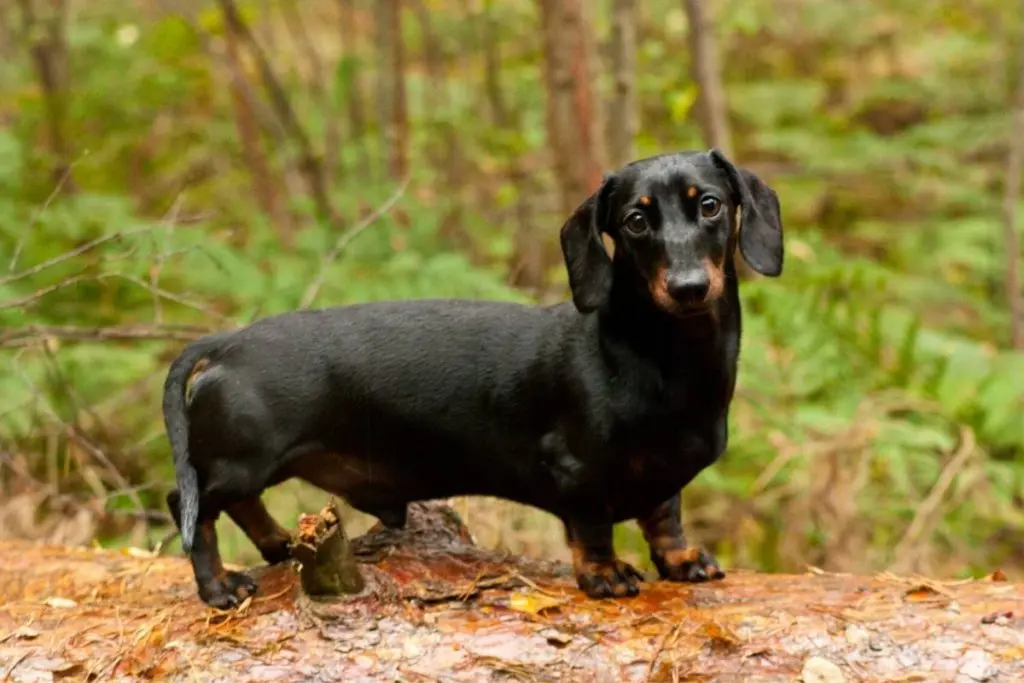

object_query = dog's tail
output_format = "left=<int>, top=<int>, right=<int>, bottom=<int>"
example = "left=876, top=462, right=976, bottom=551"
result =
left=162, top=336, right=222, bottom=554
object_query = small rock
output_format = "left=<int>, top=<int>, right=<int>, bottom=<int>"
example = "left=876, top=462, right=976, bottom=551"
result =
left=981, top=610, right=1013, bottom=625
left=958, top=649, right=996, bottom=682
left=868, top=637, right=886, bottom=652
left=896, top=648, right=920, bottom=668
left=844, top=624, right=869, bottom=646
left=801, top=656, right=845, bottom=683
left=539, top=627, right=574, bottom=647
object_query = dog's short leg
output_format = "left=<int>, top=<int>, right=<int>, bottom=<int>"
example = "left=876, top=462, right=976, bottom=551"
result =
left=224, top=497, right=293, bottom=565
left=167, top=489, right=257, bottom=609
left=637, top=493, right=725, bottom=582
left=564, top=519, right=644, bottom=598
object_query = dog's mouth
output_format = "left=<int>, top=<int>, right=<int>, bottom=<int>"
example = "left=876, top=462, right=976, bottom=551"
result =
left=650, top=287, right=720, bottom=317
left=662, top=298, right=718, bottom=318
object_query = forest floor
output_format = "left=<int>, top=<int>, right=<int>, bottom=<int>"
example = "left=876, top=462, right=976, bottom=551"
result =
left=0, top=503, right=1021, bottom=683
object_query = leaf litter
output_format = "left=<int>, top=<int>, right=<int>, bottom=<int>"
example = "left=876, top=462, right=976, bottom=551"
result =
left=0, top=501, right=1020, bottom=682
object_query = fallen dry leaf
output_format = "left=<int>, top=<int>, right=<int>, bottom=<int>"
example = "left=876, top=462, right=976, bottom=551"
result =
left=507, top=591, right=566, bottom=616
left=902, top=583, right=951, bottom=603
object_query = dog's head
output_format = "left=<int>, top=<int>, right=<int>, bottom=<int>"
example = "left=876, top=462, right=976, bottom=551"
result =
left=559, top=149, right=783, bottom=315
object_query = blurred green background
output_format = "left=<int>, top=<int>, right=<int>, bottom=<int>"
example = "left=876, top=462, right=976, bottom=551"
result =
left=1, top=0, right=1023, bottom=580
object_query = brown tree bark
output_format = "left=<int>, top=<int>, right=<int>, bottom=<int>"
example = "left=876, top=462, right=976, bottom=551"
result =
left=683, top=0, right=732, bottom=158
left=17, top=0, right=75, bottom=193
left=375, top=0, right=409, bottom=180
left=216, top=0, right=343, bottom=231
left=1, top=503, right=1021, bottom=682
left=1003, top=7, right=1024, bottom=349
left=607, top=0, right=638, bottom=168
left=223, top=16, right=291, bottom=243
left=337, top=0, right=371, bottom=179
left=280, top=0, right=340, bottom=186
left=413, top=0, right=445, bottom=124
left=0, top=4, right=16, bottom=59
left=538, top=0, right=606, bottom=217
left=483, top=0, right=543, bottom=290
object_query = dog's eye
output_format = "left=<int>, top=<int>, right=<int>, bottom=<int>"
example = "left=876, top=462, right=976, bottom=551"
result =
left=623, top=211, right=648, bottom=235
left=700, top=196, right=722, bottom=218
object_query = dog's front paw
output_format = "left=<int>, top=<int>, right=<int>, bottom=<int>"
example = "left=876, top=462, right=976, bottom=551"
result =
left=576, top=560, right=645, bottom=598
left=199, top=571, right=258, bottom=609
left=653, top=547, right=725, bottom=583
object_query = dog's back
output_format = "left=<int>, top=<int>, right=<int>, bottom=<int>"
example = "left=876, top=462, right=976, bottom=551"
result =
left=174, top=299, right=588, bottom=512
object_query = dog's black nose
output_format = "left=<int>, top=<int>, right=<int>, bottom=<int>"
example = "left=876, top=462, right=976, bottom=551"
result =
left=666, top=274, right=709, bottom=304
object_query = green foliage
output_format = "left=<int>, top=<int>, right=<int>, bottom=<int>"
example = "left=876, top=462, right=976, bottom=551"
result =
left=0, top=0, right=1022, bottom=578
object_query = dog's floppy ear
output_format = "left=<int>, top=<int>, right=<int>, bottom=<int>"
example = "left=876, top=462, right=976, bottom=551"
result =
left=709, top=149, right=784, bottom=277
left=560, top=175, right=616, bottom=313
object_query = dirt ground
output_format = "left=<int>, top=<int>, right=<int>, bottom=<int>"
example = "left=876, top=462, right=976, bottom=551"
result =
left=0, top=502, right=1020, bottom=682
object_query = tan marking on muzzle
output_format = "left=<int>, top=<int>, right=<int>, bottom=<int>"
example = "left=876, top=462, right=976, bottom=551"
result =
left=650, top=266, right=676, bottom=311
left=703, top=255, right=725, bottom=302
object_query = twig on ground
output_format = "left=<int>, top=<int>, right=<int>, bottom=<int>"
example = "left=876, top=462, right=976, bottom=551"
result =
left=646, top=622, right=683, bottom=682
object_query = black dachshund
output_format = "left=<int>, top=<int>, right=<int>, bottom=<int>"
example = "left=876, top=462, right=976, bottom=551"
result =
left=162, top=148, right=783, bottom=608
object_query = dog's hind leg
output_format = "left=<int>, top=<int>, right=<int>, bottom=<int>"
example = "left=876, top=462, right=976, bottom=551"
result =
left=564, top=519, right=644, bottom=598
left=637, top=493, right=725, bottom=582
left=168, top=489, right=257, bottom=609
left=224, top=497, right=293, bottom=565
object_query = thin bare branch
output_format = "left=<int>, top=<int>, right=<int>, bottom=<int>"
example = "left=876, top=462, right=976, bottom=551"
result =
left=0, top=324, right=214, bottom=348
left=0, top=225, right=159, bottom=288
left=300, top=176, right=412, bottom=309
left=8, top=158, right=78, bottom=272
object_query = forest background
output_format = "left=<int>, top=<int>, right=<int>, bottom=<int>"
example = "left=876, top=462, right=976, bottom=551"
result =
left=1, top=0, right=1023, bottom=580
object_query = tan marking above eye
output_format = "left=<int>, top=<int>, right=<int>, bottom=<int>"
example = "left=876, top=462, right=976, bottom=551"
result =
left=687, top=186, right=698, bottom=198
left=638, top=195, right=651, bottom=206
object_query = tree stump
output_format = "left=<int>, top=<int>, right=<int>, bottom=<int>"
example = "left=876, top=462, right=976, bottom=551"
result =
left=289, top=500, right=364, bottom=598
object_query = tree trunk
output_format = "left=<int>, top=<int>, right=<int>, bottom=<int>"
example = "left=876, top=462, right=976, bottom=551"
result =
left=0, top=4, right=16, bottom=59
left=375, top=0, right=409, bottom=180
left=217, top=0, right=343, bottom=231
left=483, top=0, right=543, bottom=291
left=223, top=15, right=291, bottom=243
left=538, top=0, right=606, bottom=217
left=413, top=0, right=444, bottom=126
left=0, top=502, right=1020, bottom=682
left=1003, top=6, right=1024, bottom=349
left=338, top=0, right=371, bottom=179
left=683, top=0, right=732, bottom=157
left=280, top=0, right=340, bottom=186
left=607, top=0, right=638, bottom=168
left=18, top=0, right=75, bottom=193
